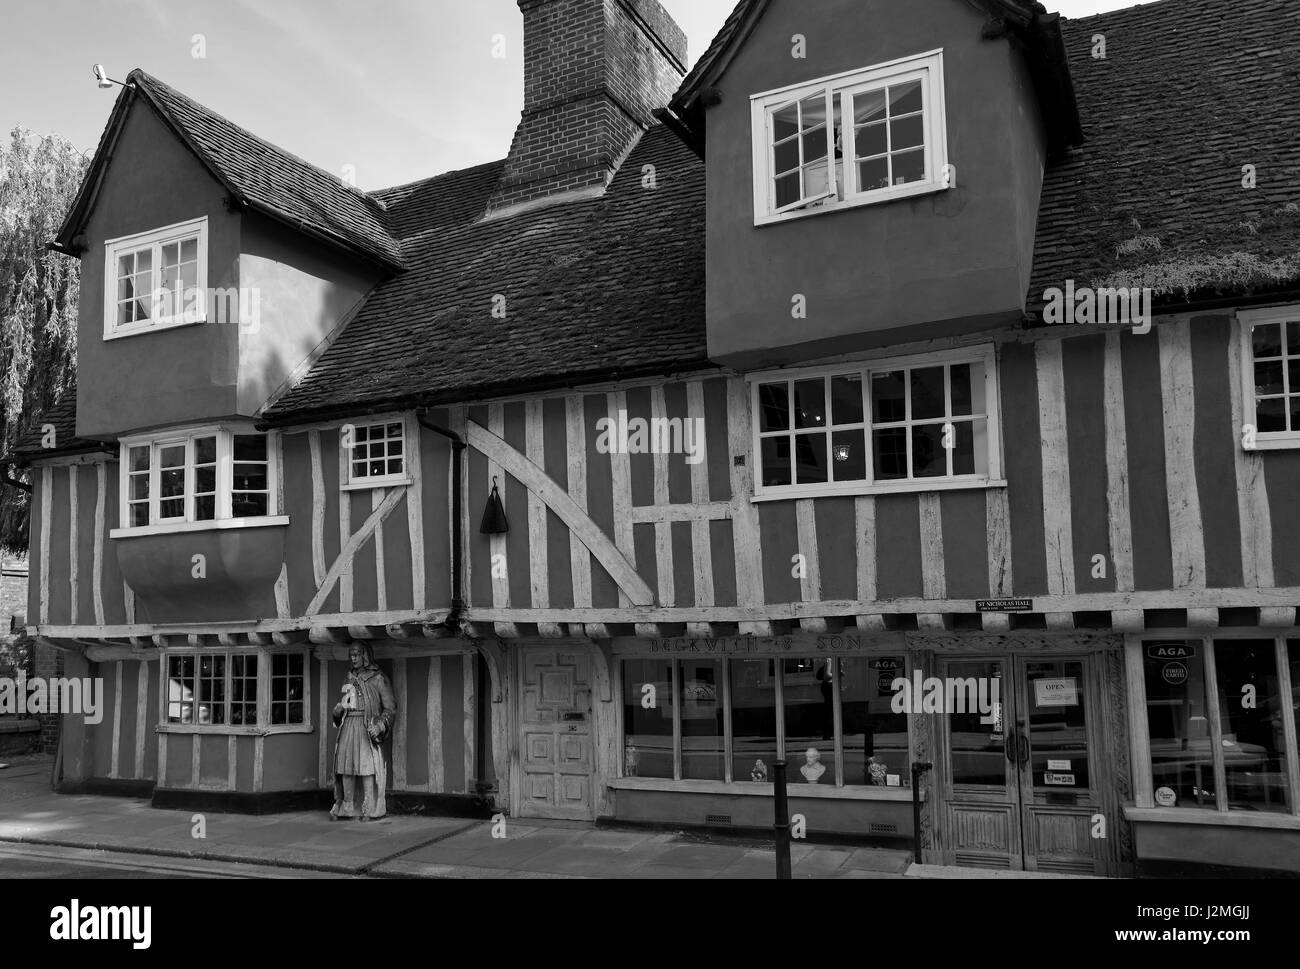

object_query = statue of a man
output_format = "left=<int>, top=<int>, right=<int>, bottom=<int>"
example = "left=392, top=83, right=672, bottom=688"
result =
left=330, top=642, right=397, bottom=822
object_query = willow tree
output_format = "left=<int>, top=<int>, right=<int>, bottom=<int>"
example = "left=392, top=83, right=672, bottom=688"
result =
left=0, top=127, right=86, bottom=553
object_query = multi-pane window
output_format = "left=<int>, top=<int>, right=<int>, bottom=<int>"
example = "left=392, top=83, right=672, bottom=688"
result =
left=103, top=218, right=207, bottom=337
left=849, top=78, right=926, bottom=193
left=231, top=435, right=270, bottom=517
left=770, top=91, right=837, bottom=212
left=345, top=420, right=407, bottom=487
left=1240, top=306, right=1300, bottom=448
left=167, top=654, right=228, bottom=726
left=117, top=428, right=277, bottom=531
left=752, top=348, right=999, bottom=498
left=752, top=51, right=947, bottom=223
left=165, top=650, right=306, bottom=731
left=620, top=654, right=910, bottom=787
left=270, top=653, right=306, bottom=726
left=1141, top=636, right=1298, bottom=814
left=230, top=654, right=258, bottom=726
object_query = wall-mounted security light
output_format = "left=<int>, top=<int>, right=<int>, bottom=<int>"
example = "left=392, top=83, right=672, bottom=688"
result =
left=93, top=65, right=126, bottom=90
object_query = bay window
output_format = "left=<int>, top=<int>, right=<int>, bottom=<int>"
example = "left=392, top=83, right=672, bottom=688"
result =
left=116, top=426, right=279, bottom=534
left=163, top=647, right=309, bottom=734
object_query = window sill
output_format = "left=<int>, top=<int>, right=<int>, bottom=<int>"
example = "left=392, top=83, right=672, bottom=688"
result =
left=1244, top=437, right=1300, bottom=451
left=755, top=181, right=949, bottom=227
left=752, top=478, right=1006, bottom=502
left=110, top=516, right=289, bottom=538
left=156, top=723, right=312, bottom=736
left=103, top=316, right=207, bottom=341
left=608, top=776, right=921, bottom=801
left=1124, top=806, right=1300, bottom=830
left=342, top=476, right=411, bottom=492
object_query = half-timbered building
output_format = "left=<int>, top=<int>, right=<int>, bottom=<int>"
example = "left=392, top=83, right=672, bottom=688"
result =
left=18, top=0, right=1300, bottom=875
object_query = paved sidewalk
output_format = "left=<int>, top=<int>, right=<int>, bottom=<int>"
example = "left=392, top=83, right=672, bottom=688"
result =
left=0, top=757, right=912, bottom=879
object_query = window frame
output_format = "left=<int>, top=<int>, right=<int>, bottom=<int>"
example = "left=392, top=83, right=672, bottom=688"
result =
left=747, top=345, right=1004, bottom=501
left=340, top=414, right=414, bottom=491
left=113, top=424, right=284, bottom=537
left=102, top=217, right=209, bottom=339
left=617, top=650, right=916, bottom=792
left=158, top=645, right=312, bottom=736
left=1237, top=305, right=1300, bottom=450
left=1126, top=630, right=1300, bottom=819
left=750, top=50, right=949, bottom=226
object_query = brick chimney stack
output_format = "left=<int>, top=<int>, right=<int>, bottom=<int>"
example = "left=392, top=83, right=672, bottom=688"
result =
left=486, top=0, right=688, bottom=217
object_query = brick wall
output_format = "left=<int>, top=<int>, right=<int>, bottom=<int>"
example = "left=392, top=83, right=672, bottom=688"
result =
left=0, top=560, right=58, bottom=754
left=488, top=0, right=687, bottom=212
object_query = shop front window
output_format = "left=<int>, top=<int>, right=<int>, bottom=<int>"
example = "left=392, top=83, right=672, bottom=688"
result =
left=840, top=656, right=909, bottom=786
left=620, top=652, right=911, bottom=788
left=1142, top=636, right=1296, bottom=813
left=1213, top=639, right=1289, bottom=813
left=731, top=659, right=779, bottom=783
left=621, top=659, right=673, bottom=779
left=681, top=658, right=725, bottom=781
left=1144, top=641, right=1215, bottom=808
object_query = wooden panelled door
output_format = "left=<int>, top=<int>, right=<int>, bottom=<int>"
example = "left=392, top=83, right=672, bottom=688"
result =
left=938, top=654, right=1112, bottom=874
left=517, top=648, right=595, bottom=820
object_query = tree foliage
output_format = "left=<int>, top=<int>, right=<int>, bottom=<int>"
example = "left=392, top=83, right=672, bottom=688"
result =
left=0, top=127, right=87, bottom=553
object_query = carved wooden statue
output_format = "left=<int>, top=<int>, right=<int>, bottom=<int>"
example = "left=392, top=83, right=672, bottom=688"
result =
left=330, top=641, right=397, bottom=822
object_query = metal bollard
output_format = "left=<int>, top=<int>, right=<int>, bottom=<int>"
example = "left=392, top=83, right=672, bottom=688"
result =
left=773, top=759, right=792, bottom=879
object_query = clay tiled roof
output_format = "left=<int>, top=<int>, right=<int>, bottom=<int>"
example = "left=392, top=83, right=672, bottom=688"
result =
left=264, top=126, right=707, bottom=421
left=57, top=70, right=404, bottom=271
left=1029, top=0, right=1300, bottom=302
left=12, top=388, right=102, bottom=461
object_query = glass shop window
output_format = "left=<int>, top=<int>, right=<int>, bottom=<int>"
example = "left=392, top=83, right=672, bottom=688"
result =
left=1144, top=641, right=1218, bottom=809
left=680, top=658, right=725, bottom=781
left=783, top=656, right=838, bottom=784
left=839, top=656, right=910, bottom=786
left=730, top=658, right=779, bottom=783
left=1213, top=639, right=1290, bottom=813
left=621, top=659, right=674, bottom=779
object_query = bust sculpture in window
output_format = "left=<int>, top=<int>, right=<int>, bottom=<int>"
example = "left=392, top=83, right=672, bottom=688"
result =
left=800, top=747, right=826, bottom=784
left=868, top=755, right=889, bottom=786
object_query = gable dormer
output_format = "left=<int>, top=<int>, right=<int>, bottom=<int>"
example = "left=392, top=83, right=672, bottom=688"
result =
left=664, top=0, right=1081, bottom=369
left=52, top=70, right=402, bottom=440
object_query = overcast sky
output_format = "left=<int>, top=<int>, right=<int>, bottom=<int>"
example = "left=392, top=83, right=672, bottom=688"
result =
left=2, top=0, right=1160, bottom=190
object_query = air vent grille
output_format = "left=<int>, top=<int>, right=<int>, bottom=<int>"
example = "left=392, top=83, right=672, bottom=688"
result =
left=705, top=814, right=732, bottom=825
left=869, top=823, right=898, bottom=834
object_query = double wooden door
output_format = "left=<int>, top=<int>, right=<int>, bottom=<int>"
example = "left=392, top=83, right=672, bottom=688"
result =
left=937, top=654, right=1114, bottom=874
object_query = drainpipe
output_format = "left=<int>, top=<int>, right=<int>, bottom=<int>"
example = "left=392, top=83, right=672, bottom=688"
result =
left=415, top=411, right=492, bottom=806
left=414, top=410, right=465, bottom=630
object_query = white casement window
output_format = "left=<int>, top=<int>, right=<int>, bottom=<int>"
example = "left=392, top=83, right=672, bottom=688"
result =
left=162, top=648, right=310, bottom=734
left=751, top=50, right=949, bottom=225
left=103, top=217, right=208, bottom=339
left=1238, top=305, right=1300, bottom=449
left=750, top=346, right=1002, bottom=500
left=115, top=425, right=282, bottom=534
left=342, top=417, right=411, bottom=489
